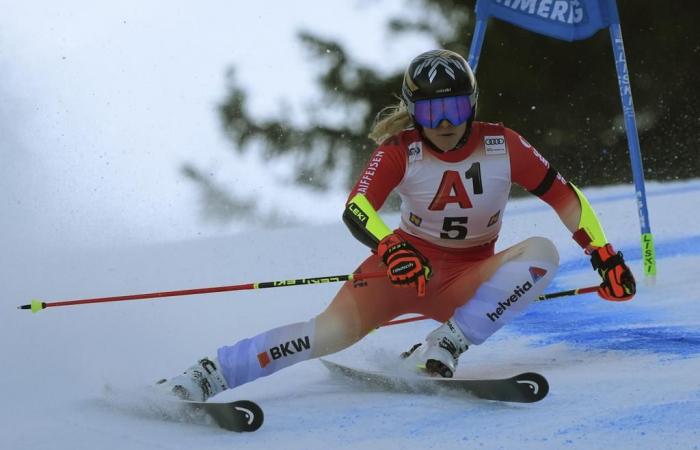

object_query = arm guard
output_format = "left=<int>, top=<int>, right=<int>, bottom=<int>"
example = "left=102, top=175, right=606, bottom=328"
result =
left=342, top=193, right=393, bottom=249
left=569, top=183, right=608, bottom=249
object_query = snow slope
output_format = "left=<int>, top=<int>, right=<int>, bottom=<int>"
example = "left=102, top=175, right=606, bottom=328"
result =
left=3, top=180, right=700, bottom=450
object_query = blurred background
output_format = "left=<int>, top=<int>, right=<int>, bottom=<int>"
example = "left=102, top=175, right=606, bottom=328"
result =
left=1, top=0, right=698, bottom=253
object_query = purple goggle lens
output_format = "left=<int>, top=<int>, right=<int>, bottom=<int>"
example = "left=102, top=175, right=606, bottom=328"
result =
left=413, top=95, right=472, bottom=129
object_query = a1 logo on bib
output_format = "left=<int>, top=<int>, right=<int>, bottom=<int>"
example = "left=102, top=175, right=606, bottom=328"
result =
left=484, top=136, right=507, bottom=155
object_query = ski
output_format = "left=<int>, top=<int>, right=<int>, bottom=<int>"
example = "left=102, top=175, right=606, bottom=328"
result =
left=321, top=359, right=548, bottom=403
left=101, top=383, right=264, bottom=432
left=181, top=399, right=264, bottom=432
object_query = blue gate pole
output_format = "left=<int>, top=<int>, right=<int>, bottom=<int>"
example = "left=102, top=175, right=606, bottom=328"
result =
left=608, top=21, right=656, bottom=279
left=467, top=17, right=488, bottom=72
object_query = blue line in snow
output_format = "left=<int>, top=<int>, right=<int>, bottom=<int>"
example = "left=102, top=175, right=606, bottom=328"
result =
left=558, top=234, right=700, bottom=274
left=510, top=235, right=700, bottom=357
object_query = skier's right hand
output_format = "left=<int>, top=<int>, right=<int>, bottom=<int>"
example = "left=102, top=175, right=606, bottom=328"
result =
left=377, top=234, right=432, bottom=296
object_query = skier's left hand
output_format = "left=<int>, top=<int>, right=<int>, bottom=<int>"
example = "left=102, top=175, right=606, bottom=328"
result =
left=590, top=243, right=636, bottom=301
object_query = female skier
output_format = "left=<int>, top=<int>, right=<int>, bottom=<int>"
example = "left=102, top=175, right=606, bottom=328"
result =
left=161, top=49, right=636, bottom=400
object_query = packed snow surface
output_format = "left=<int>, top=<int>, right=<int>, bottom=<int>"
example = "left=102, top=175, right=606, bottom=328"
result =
left=3, top=181, right=699, bottom=449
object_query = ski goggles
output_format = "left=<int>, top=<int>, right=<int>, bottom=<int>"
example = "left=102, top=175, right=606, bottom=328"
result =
left=413, top=95, right=473, bottom=129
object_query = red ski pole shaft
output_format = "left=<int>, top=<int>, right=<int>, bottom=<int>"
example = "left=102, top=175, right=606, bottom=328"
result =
left=17, top=271, right=386, bottom=313
left=379, top=284, right=600, bottom=328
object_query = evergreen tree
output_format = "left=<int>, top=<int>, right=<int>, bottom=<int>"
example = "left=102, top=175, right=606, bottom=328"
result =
left=184, top=0, right=699, bottom=220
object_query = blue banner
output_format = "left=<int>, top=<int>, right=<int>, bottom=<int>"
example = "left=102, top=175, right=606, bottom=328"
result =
left=475, top=0, right=619, bottom=41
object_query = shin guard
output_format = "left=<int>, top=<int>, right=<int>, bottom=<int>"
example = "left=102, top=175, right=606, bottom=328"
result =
left=216, top=319, right=316, bottom=389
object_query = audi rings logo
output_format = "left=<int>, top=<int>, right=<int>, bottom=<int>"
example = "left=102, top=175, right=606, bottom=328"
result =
left=484, top=135, right=507, bottom=155
left=485, top=137, right=505, bottom=146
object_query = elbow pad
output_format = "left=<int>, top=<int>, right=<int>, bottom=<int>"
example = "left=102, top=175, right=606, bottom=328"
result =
left=342, top=194, right=393, bottom=249
left=569, top=183, right=608, bottom=249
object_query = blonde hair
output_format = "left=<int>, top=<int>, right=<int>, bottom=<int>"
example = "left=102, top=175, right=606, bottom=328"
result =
left=368, top=99, right=414, bottom=145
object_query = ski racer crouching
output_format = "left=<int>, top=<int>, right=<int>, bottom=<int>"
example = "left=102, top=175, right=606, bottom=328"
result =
left=160, top=49, right=636, bottom=400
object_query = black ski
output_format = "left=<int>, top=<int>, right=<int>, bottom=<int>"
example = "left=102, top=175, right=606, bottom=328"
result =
left=182, top=399, right=264, bottom=432
left=321, top=359, right=548, bottom=403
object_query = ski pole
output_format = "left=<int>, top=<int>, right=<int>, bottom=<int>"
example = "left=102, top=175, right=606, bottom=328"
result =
left=380, top=284, right=600, bottom=328
left=534, top=285, right=599, bottom=301
left=17, top=271, right=387, bottom=313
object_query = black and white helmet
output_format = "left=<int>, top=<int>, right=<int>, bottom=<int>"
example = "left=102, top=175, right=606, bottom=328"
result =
left=402, top=49, right=478, bottom=127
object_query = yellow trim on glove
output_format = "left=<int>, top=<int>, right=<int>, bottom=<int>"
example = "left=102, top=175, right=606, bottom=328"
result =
left=570, top=183, right=608, bottom=248
left=346, top=194, right=393, bottom=243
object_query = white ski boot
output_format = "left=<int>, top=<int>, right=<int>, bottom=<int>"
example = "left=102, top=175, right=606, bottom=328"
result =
left=401, top=319, right=470, bottom=378
left=157, top=357, right=229, bottom=402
